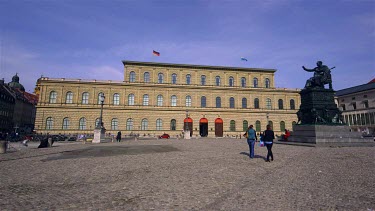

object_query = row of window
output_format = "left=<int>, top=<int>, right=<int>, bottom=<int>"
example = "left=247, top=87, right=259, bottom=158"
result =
left=129, top=71, right=271, bottom=88
left=49, top=91, right=296, bottom=109
left=45, top=117, right=295, bottom=132
left=343, top=112, right=375, bottom=126
left=340, top=101, right=370, bottom=111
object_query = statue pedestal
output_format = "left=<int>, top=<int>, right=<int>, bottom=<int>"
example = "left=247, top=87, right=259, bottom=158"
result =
left=287, top=125, right=374, bottom=147
left=299, top=88, right=342, bottom=124
left=184, top=130, right=191, bottom=139
left=93, top=128, right=105, bottom=143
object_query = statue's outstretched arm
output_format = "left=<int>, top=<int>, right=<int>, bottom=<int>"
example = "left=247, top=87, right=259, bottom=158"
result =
left=302, top=66, right=314, bottom=72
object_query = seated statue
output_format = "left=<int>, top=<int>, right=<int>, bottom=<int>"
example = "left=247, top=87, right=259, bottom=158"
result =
left=302, top=61, right=334, bottom=89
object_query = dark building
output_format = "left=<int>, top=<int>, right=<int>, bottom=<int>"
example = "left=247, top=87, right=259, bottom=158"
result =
left=0, top=74, right=38, bottom=134
left=0, top=79, right=15, bottom=133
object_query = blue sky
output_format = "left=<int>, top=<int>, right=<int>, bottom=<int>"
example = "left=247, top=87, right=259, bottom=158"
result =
left=0, top=0, right=374, bottom=93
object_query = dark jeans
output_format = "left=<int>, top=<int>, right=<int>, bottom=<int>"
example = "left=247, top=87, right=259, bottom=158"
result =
left=265, top=143, right=273, bottom=161
left=247, top=139, right=255, bottom=158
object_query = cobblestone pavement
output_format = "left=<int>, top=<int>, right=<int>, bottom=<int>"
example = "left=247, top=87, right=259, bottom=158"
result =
left=0, top=138, right=374, bottom=210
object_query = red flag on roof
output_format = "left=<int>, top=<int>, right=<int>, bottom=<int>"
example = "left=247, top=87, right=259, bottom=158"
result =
left=153, top=50, right=160, bottom=56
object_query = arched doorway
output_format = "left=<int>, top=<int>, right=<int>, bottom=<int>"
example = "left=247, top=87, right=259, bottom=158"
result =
left=199, top=118, right=208, bottom=137
left=215, top=118, right=223, bottom=137
left=184, top=117, right=193, bottom=136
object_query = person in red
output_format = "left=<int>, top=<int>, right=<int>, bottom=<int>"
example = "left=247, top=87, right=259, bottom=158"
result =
left=283, top=129, right=290, bottom=141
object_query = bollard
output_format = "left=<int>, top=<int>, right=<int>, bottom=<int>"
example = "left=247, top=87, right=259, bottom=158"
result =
left=0, top=141, right=7, bottom=154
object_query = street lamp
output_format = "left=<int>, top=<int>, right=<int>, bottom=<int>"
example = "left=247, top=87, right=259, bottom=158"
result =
left=266, top=112, right=269, bottom=125
left=93, top=93, right=105, bottom=143
left=96, top=93, right=105, bottom=129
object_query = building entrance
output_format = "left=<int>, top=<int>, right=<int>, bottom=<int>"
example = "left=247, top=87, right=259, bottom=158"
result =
left=184, top=117, right=193, bottom=137
left=215, top=118, right=223, bottom=137
left=199, top=118, right=208, bottom=137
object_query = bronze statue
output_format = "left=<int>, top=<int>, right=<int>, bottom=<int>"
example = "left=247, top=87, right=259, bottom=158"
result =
left=302, top=61, right=335, bottom=89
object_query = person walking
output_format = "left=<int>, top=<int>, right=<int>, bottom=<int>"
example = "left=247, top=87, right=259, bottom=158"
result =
left=263, top=125, right=275, bottom=162
left=116, top=131, right=122, bottom=142
left=244, top=125, right=257, bottom=159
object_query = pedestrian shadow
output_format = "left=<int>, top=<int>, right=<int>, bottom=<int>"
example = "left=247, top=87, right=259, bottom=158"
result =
left=240, top=152, right=267, bottom=160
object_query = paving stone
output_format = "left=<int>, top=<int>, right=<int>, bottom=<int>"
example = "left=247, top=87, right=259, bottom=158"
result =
left=0, top=138, right=374, bottom=210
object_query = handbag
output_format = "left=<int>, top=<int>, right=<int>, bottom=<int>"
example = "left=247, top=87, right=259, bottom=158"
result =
left=259, top=141, right=264, bottom=147
left=243, top=132, right=248, bottom=138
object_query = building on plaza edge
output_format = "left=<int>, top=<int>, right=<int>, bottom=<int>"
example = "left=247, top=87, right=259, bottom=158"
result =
left=34, top=61, right=300, bottom=137
left=335, top=79, right=375, bottom=135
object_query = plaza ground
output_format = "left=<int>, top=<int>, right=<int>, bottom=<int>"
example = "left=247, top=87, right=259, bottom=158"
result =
left=0, top=138, right=374, bottom=210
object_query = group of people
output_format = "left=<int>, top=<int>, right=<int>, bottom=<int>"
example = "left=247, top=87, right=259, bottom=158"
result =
left=244, top=124, right=275, bottom=162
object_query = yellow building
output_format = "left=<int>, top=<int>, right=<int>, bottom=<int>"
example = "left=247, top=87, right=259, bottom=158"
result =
left=34, top=61, right=300, bottom=137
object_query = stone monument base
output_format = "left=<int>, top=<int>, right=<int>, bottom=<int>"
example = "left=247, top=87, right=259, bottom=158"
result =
left=93, top=129, right=105, bottom=143
left=184, top=130, right=191, bottom=139
left=286, top=125, right=374, bottom=147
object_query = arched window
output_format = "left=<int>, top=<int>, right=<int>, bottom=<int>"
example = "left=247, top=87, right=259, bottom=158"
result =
left=143, top=94, right=149, bottom=106
left=144, top=72, right=150, bottom=82
left=62, top=117, right=69, bottom=130
left=253, top=77, right=258, bottom=88
left=186, top=74, right=191, bottom=85
left=254, top=98, right=260, bottom=109
left=128, top=94, right=135, bottom=105
left=172, top=73, right=177, bottom=84
left=201, top=96, right=206, bottom=108
left=49, top=91, right=57, bottom=103
left=158, top=73, right=164, bottom=83
left=186, top=95, right=192, bottom=107
left=141, top=119, right=148, bottom=130
left=82, top=92, right=89, bottom=104
left=201, top=75, right=206, bottom=85
left=280, top=121, right=286, bottom=132
left=216, top=97, right=221, bottom=108
left=243, top=120, right=248, bottom=131
left=66, top=92, right=73, bottom=104
left=265, top=78, right=270, bottom=88
left=97, top=92, right=104, bottom=104
left=229, top=97, right=235, bottom=108
left=126, top=118, right=133, bottom=130
left=215, top=76, right=221, bottom=86
left=278, top=99, right=284, bottom=109
left=171, top=119, right=176, bottom=130
left=156, top=118, right=162, bottom=130
left=290, top=99, right=296, bottom=110
left=266, top=98, right=272, bottom=109
left=111, top=118, right=118, bottom=130
left=157, top=95, right=163, bottom=106
left=230, top=120, right=236, bottom=131
left=242, top=98, right=247, bottom=108
left=241, top=77, right=246, bottom=87
left=171, top=95, right=177, bottom=106
left=268, top=121, right=273, bottom=129
left=229, top=76, right=234, bottom=87
left=46, top=117, right=53, bottom=130
left=129, top=71, right=136, bottom=82
left=113, top=93, right=120, bottom=105
left=79, top=117, right=86, bottom=130
left=255, top=120, right=261, bottom=132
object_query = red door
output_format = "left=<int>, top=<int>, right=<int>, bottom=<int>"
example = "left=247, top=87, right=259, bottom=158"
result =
left=215, top=118, right=223, bottom=137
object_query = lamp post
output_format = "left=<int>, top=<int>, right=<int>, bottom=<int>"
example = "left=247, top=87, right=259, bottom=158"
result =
left=96, top=93, right=105, bottom=129
left=266, top=112, right=269, bottom=126
left=93, top=93, right=105, bottom=143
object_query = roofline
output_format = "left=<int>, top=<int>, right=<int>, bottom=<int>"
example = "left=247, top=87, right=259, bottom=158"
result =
left=122, top=60, right=277, bottom=73
left=335, top=82, right=375, bottom=96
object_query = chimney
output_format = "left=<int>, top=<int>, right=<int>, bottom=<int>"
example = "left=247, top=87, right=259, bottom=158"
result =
left=0, top=78, right=4, bottom=85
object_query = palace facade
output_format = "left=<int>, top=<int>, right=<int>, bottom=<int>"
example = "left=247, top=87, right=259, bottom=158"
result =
left=34, top=61, right=300, bottom=137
